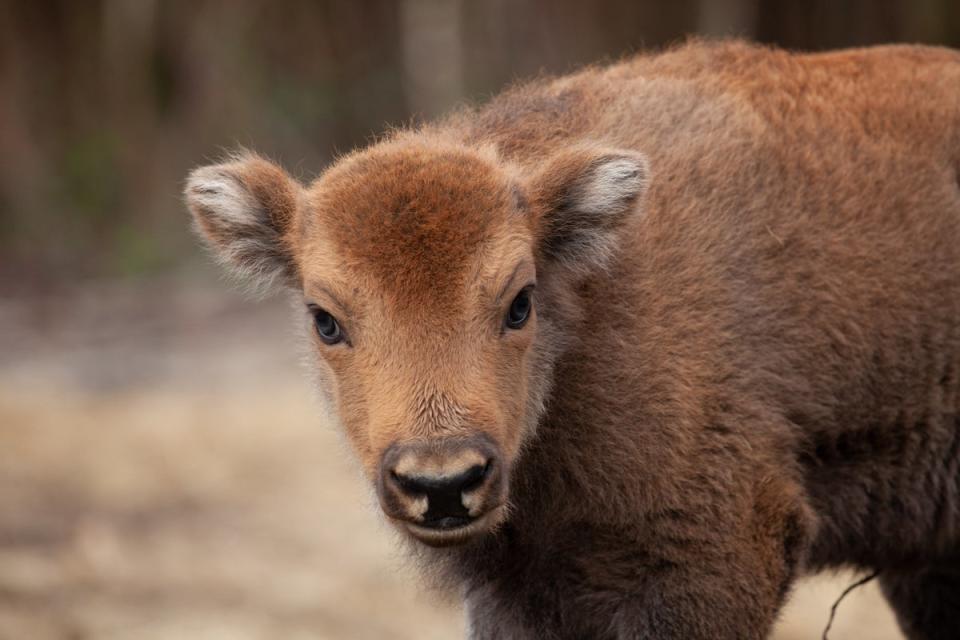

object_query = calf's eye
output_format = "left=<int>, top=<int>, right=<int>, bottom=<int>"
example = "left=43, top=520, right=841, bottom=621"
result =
left=312, top=308, right=344, bottom=345
left=505, top=287, right=533, bottom=330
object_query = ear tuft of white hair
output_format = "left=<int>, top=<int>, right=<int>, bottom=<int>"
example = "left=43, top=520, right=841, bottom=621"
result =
left=533, top=148, right=650, bottom=274
left=184, top=153, right=302, bottom=291
left=573, top=156, right=649, bottom=218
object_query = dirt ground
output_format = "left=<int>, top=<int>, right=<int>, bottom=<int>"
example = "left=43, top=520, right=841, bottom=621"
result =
left=0, top=277, right=905, bottom=639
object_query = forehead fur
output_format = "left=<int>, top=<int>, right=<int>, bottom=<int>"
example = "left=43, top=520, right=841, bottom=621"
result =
left=306, top=140, right=522, bottom=306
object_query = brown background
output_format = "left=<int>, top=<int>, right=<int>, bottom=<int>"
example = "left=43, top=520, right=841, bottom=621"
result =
left=2, top=1, right=958, bottom=637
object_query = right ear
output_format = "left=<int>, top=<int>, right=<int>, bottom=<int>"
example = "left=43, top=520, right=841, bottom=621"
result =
left=184, top=152, right=303, bottom=289
left=526, top=144, right=649, bottom=276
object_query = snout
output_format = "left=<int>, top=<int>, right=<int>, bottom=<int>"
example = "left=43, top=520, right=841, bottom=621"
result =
left=377, top=436, right=506, bottom=546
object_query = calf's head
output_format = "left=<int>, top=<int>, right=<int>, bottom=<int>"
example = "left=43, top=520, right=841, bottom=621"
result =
left=185, top=138, right=647, bottom=546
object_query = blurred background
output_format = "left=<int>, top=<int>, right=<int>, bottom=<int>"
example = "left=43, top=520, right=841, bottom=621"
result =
left=1, top=1, right=958, bottom=638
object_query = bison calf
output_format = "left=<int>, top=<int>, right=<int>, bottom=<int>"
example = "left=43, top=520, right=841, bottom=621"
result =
left=185, top=41, right=960, bottom=639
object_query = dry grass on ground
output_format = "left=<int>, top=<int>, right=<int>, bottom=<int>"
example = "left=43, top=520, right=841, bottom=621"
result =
left=0, top=280, right=903, bottom=639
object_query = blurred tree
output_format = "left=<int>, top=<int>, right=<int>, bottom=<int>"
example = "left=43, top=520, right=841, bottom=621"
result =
left=698, top=0, right=758, bottom=37
left=401, top=0, right=464, bottom=119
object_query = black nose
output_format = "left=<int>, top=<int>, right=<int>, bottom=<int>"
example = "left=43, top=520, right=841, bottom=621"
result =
left=378, top=436, right=505, bottom=532
left=391, top=463, right=489, bottom=528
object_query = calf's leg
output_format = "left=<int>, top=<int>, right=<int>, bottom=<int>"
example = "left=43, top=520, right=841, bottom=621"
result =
left=881, top=564, right=960, bottom=640
left=466, top=476, right=813, bottom=639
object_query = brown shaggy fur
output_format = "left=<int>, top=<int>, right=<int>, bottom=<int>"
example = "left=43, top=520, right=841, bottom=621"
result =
left=185, top=41, right=960, bottom=639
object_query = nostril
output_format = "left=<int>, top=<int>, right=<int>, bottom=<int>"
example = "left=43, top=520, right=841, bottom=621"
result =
left=390, top=469, right=427, bottom=496
left=459, top=461, right=491, bottom=493
left=390, top=462, right=491, bottom=497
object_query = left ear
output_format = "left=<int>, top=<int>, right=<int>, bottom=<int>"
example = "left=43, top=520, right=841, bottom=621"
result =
left=527, top=145, right=649, bottom=273
left=184, top=151, right=303, bottom=289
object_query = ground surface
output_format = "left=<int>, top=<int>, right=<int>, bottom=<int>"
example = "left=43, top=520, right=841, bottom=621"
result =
left=0, top=277, right=904, bottom=639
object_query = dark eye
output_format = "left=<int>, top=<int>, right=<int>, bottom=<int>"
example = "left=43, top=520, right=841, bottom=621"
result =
left=312, top=308, right=344, bottom=345
left=505, top=287, right=533, bottom=330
